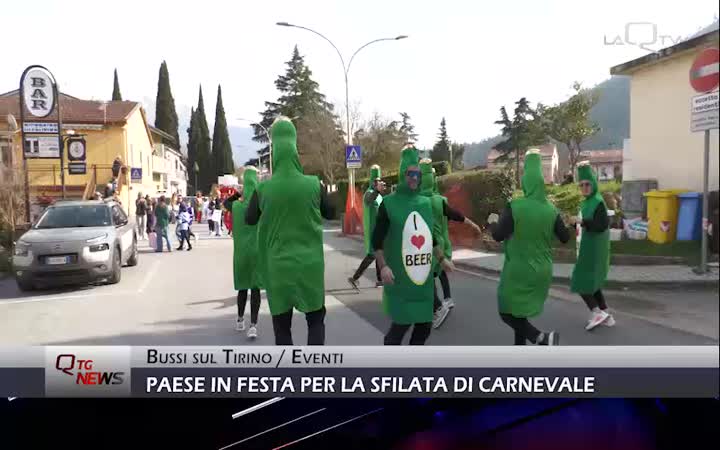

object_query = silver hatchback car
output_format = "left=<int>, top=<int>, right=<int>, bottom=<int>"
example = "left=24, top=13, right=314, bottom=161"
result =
left=12, top=200, right=138, bottom=291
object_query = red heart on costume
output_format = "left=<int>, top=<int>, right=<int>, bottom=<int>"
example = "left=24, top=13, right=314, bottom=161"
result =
left=411, top=235, right=425, bottom=250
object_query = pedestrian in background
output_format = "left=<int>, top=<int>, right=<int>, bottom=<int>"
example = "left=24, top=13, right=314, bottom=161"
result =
left=211, top=197, right=222, bottom=237
left=146, top=198, right=157, bottom=248
left=569, top=161, right=614, bottom=330
left=135, top=193, right=147, bottom=240
left=195, top=192, right=204, bottom=223
left=155, top=196, right=172, bottom=253
left=176, top=203, right=193, bottom=251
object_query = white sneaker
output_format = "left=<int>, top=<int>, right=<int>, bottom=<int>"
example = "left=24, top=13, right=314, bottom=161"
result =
left=603, top=314, right=616, bottom=327
left=585, top=310, right=609, bottom=331
left=443, top=298, right=455, bottom=309
left=247, top=325, right=258, bottom=339
left=236, top=318, right=245, bottom=332
left=432, top=305, right=451, bottom=329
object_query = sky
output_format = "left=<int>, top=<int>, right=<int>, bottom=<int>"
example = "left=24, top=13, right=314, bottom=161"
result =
left=1, top=0, right=718, bottom=162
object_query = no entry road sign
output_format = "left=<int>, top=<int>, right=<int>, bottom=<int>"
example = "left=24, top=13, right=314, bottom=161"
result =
left=690, top=48, right=719, bottom=93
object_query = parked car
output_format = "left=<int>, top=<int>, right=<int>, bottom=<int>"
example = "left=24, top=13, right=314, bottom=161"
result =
left=12, top=200, right=138, bottom=291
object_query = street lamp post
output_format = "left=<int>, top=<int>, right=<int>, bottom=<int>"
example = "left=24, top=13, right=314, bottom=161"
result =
left=237, top=118, right=272, bottom=175
left=276, top=22, right=407, bottom=212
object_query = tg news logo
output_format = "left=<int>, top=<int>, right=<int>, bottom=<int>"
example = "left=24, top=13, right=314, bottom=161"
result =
left=55, top=354, right=125, bottom=386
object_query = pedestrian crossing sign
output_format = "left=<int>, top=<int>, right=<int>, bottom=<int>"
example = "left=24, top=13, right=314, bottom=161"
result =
left=345, top=145, right=362, bottom=168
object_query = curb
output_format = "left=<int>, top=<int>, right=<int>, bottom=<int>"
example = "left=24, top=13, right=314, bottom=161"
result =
left=453, top=260, right=719, bottom=290
left=338, top=233, right=719, bottom=288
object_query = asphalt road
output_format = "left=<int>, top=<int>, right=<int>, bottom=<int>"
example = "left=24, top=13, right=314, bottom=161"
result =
left=0, top=223, right=716, bottom=346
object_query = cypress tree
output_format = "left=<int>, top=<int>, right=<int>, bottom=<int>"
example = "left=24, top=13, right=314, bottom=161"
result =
left=186, top=107, right=197, bottom=191
left=154, top=61, right=180, bottom=148
left=194, top=86, right=213, bottom=193
left=112, top=69, right=122, bottom=101
left=211, top=85, right=234, bottom=176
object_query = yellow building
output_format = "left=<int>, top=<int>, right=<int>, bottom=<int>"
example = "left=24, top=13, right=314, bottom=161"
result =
left=610, top=27, right=719, bottom=192
left=0, top=91, right=160, bottom=218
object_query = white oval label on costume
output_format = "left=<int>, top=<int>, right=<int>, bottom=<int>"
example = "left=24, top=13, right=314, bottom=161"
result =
left=402, top=211, right=432, bottom=286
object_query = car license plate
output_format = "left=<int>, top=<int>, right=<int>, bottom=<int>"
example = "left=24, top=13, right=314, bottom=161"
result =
left=46, top=256, right=68, bottom=265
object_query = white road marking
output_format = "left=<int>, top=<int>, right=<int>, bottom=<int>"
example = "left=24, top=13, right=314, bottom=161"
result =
left=136, top=260, right=160, bottom=294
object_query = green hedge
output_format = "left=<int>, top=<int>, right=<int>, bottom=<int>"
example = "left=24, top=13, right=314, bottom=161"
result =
left=513, top=181, right=622, bottom=216
left=334, top=165, right=513, bottom=225
left=437, top=169, right=514, bottom=225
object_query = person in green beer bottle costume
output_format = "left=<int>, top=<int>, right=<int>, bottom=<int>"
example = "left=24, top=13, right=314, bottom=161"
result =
left=348, top=164, right=386, bottom=289
left=418, top=159, right=483, bottom=330
left=373, top=146, right=454, bottom=345
left=569, top=161, right=614, bottom=331
left=488, top=149, right=570, bottom=345
left=245, top=117, right=335, bottom=345
left=224, top=166, right=263, bottom=340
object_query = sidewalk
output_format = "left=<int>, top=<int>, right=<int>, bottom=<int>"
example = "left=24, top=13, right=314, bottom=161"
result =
left=342, top=233, right=719, bottom=288
left=451, top=248, right=719, bottom=288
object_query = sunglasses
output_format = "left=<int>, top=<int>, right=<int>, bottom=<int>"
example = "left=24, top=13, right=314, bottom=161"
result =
left=578, top=182, right=592, bottom=188
left=406, top=170, right=421, bottom=178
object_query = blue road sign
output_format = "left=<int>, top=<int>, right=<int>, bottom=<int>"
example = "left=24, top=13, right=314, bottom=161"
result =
left=130, top=167, right=142, bottom=182
left=345, top=145, right=362, bottom=169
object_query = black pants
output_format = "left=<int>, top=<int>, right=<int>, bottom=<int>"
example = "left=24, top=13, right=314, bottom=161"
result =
left=177, top=229, right=192, bottom=249
left=384, top=322, right=432, bottom=345
left=433, top=278, right=442, bottom=312
left=580, top=290, right=608, bottom=311
left=439, top=270, right=451, bottom=299
left=237, top=289, right=261, bottom=324
left=208, top=220, right=215, bottom=232
left=500, top=313, right=542, bottom=345
left=272, top=307, right=326, bottom=345
left=352, top=254, right=381, bottom=282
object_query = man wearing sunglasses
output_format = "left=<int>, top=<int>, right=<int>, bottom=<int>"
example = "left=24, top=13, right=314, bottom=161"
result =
left=372, top=146, right=454, bottom=345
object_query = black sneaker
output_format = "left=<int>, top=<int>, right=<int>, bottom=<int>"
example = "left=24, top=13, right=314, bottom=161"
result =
left=347, top=277, right=359, bottom=291
left=538, top=331, right=560, bottom=346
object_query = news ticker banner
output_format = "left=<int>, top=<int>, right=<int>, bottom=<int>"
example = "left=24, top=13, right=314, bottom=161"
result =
left=1, top=346, right=717, bottom=398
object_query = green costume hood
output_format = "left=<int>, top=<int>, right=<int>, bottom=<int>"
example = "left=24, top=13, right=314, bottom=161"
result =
left=577, top=162, right=604, bottom=219
left=432, top=168, right=440, bottom=194
left=397, top=146, right=420, bottom=195
left=242, top=166, right=259, bottom=202
left=271, top=117, right=303, bottom=175
left=521, top=149, right=547, bottom=201
left=419, top=158, right=434, bottom=197
left=369, top=165, right=382, bottom=181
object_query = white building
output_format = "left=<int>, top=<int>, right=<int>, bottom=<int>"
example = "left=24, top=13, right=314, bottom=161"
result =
left=150, top=127, right=188, bottom=196
left=610, top=26, right=719, bottom=192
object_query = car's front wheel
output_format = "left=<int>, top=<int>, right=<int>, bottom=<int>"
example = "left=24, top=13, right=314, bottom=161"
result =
left=126, top=238, right=139, bottom=267
left=16, top=277, right=34, bottom=292
left=108, top=248, right=122, bottom=284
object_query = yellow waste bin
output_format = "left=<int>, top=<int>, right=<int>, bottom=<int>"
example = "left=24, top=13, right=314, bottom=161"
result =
left=643, top=190, right=686, bottom=244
